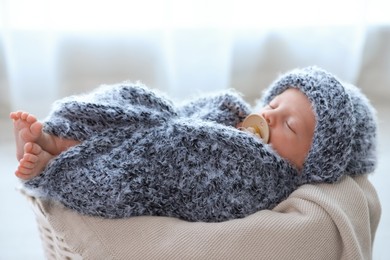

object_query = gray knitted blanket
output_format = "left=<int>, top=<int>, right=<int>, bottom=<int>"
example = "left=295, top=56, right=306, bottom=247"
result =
left=24, top=83, right=301, bottom=222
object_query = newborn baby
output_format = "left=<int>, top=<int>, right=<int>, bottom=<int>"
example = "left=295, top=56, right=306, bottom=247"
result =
left=11, top=66, right=377, bottom=222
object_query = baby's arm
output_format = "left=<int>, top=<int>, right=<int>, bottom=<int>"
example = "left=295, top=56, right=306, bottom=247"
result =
left=178, top=91, right=251, bottom=127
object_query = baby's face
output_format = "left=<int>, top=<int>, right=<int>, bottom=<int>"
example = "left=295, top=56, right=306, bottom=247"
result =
left=259, top=88, right=316, bottom=169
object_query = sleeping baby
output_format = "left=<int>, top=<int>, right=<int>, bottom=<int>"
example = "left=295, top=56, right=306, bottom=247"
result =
left=11, top=66, right=377, bottom=222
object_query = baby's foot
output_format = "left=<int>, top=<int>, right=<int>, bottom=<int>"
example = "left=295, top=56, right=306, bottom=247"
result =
left=10, top=111, right=43, bottom=161
left=15, top=142, right=53, bottom=180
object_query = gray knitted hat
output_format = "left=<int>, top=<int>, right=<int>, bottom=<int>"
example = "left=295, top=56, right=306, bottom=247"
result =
left=343, top=83, right=377, bottom=175
left=261, top=66, right=377, bottom=184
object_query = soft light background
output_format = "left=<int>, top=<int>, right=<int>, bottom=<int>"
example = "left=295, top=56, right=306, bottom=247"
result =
left=0, top=0, right=389, bottom=259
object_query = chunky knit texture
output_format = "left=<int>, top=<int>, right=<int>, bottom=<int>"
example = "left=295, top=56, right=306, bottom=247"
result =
left=343, top=83, right=377, bottom=175
left=24, top=67, right=377, bottom=222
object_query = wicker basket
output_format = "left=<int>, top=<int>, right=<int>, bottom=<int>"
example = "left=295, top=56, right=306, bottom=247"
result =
left=22, top=190, right=83, bottom=260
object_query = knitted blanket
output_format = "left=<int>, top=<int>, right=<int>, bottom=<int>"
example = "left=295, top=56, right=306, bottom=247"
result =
left=24, top=83, right=299, bottom=222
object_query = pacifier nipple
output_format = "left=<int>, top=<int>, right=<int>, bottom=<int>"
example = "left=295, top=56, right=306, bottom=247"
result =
left=240, top=114, right=270, bottom=143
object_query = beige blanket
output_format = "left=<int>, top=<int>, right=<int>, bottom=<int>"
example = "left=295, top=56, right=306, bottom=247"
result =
left=30, top=175, right=381, bottom=260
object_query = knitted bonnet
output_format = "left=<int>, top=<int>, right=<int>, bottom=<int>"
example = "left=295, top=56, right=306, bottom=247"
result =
left=343, top=83, right=377, bottom=175
left=261, top=66, right=377, bottom=184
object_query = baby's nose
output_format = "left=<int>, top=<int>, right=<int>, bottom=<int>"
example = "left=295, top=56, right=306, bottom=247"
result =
left=261, top=110, right=274, bottom=126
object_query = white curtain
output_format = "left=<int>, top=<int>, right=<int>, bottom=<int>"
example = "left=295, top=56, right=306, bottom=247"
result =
left=1, top=0, right=389, bottom=119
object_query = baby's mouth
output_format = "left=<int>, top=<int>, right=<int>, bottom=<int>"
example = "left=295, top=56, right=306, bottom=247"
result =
left=239, top=114, right=270, bottom=143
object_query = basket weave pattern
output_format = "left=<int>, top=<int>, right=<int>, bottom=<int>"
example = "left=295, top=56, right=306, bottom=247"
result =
left=24, top=192, right=82, bottom=259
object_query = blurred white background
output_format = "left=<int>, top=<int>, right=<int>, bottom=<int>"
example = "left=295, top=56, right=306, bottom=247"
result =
left=0, top=0, right=389, bottom=259
left=1, top=0, right=389, bottom=118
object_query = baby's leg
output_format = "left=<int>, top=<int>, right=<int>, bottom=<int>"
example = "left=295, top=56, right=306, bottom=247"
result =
left=10, top=111, right=43, bottom=161
left=15, top=142, right=54, bottom=180
left=10, top=111, right=80, bottom=159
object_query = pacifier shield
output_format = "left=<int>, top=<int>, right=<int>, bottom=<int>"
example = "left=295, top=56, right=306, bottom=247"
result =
left=241, top=114, right=269, bottom=143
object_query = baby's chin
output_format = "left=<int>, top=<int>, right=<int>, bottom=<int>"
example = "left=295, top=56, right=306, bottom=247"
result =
left=267, top=142, right=302, bottom=172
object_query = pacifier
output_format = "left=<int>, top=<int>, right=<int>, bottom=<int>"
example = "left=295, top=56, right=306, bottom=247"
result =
left=240, top=114, right=269, bottom=143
